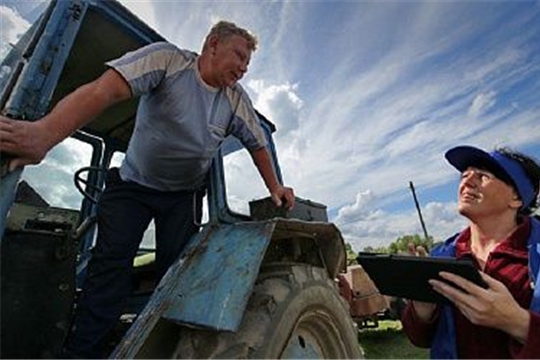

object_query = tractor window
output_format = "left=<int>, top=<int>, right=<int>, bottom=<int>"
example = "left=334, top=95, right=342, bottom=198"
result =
left=224, top=150, right=268, bottom=216
left=110, top=151, right=124, bottom=168
left=21, top=137, right=92, bottom=210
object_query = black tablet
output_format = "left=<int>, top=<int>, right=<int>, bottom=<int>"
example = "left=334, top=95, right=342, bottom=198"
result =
left=356, top=252, right=487, bottom=304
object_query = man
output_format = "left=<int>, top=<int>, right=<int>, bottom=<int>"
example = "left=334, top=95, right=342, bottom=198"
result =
left=0, top=21, right=295, bottom=358
left=401, top=145, right=540, bottom=359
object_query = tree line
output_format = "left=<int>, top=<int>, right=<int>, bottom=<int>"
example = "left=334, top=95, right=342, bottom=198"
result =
left=346, top=234, right=439, bottom=263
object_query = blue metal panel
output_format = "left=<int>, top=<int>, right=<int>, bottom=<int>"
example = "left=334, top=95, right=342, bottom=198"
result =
left=111, top=221, right=276, bottom=358
left=6, top=0, right=88, bottom=119
left=162, top=221, right=275, bottom=330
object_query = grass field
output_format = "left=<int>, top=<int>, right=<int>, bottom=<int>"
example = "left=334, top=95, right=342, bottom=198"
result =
left=358, top=320, right=429, bottom=359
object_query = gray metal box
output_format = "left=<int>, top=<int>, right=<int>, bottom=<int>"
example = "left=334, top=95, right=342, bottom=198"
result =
left=6, top=203, right=79, bottom=233
left=249, top=197, right=328, bottom=222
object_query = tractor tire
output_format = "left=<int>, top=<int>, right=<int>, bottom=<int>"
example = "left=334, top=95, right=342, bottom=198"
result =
left=171, top=263, right=363, bottom=359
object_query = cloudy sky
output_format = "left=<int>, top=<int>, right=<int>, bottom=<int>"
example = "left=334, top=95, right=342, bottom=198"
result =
left=2, top=0, right=540, bottom=251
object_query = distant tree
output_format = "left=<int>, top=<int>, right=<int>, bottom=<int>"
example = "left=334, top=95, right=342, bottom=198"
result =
left=388, top=234, right=434, bottom=254
left=362, top=246, right=375, bottom=253
left=361, top=245, right=390, bottom=254
left=345, top=242, right=357, bottom=265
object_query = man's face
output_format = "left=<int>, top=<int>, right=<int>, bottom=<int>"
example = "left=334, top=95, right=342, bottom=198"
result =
left=206, top=34, right=252, bottom=87
left=457, top=166, right=521, bottom=219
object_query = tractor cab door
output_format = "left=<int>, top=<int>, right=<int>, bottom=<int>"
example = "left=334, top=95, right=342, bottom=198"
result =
left=0, top=1, right=164, bottom=357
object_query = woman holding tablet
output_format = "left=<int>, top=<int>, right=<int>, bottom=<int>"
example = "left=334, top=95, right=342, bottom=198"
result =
left=401, top=145, right=540, bottom=359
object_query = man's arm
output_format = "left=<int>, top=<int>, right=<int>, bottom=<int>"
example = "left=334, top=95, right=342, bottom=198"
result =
left=0, top=69, right=131, bottom=171
left=249, top=147, right=295, bottom=210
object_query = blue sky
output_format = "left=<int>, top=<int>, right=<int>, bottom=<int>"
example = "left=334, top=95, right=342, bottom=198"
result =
left=2, top=0, right=540, bottom=251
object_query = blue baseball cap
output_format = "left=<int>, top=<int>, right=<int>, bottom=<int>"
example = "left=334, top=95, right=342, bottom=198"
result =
left=445, top=145, right=535, bottom=209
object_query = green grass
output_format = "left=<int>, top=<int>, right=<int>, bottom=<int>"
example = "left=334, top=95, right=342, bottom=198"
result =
left=358, top=320, right=429, bottom=359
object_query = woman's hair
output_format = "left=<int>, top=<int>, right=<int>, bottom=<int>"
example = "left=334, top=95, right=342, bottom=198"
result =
left=497, top=147, right=540, bottom=216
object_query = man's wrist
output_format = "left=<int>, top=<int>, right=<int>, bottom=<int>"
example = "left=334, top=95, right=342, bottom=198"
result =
left=268, top=183, right=281, bottom=193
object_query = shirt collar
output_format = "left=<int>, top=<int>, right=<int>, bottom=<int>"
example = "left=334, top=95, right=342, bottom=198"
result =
left=455, top=217, right=530, bottom=259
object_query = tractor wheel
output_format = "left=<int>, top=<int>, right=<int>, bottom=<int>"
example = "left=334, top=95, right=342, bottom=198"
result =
left=171, top=264, right=363, bottom=359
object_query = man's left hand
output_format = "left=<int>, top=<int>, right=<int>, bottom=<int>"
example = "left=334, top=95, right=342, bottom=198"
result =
left=270, top=185, right=295, bottom=211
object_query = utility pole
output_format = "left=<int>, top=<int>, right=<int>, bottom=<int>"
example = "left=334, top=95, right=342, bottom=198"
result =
left=409, top=181, right=430, bottom=242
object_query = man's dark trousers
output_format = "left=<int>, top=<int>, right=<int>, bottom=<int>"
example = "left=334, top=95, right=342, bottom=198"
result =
left=64, top=168, right=203, bottom=358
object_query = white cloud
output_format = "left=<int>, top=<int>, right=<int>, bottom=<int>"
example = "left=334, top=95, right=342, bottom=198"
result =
left=423, top=201, right=468, bottom=239
left=22, top=139, right=92, bottom=209
left=248, top=80, right=303, bottom=136
left=335, top=190, right=377, bottom=225
left=223, top=150, right=269, bottom=215
left=246, top=79, right=307, bottom=179
left=268, top=2, right=540, bottom=220
left=117, top=1, right=157, bottom=36
left=3, top=1, right=539, bottom=254
left=0, top=5, right=30, bottom=58
left=468, top=91, right=497, bottom=117
left=336, top=199, right=467, bottom=252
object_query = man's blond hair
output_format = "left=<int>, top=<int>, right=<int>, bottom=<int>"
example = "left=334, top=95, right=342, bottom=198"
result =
left=202, top=21, right=258, bottom=52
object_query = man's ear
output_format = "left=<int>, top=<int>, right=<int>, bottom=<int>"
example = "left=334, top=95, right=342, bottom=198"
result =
left=207, top=35, right=219, bottom=55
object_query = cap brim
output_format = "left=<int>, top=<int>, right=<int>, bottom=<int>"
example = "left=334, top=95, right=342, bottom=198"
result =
left=445, top=145, right=536, bottom=209
left=445, top=146, right=506, bottom=175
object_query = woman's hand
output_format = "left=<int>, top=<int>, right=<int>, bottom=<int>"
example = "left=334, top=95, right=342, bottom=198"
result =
left=430, top=271, right=530, bottom=343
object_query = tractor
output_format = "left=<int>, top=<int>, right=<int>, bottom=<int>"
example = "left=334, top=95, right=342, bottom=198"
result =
left=0, top=0, right=363, bottom=358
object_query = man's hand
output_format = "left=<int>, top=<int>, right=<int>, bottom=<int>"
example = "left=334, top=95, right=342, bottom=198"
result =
left=270, top=184, right=295, bottom=211
left=0, top=117, right=49, bottom=172
left=430, top=271, right=530, bottom=343
left=249, top=147, right=295, bottom=211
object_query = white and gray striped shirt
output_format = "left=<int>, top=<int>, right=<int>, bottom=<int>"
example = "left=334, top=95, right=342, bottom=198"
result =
left=106, top=42, right=266, bottom=191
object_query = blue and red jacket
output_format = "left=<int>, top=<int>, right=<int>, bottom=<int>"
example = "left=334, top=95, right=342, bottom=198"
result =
left=429, top=217, right=540, bottom=359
